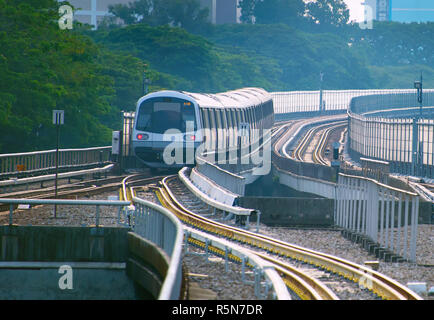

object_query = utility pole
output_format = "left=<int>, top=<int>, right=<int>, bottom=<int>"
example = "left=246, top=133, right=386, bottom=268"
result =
left=412, top=73, right=423, bottom=176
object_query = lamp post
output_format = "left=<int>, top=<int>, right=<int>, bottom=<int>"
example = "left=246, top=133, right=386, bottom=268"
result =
left=414, top=73, right=423, bottom=119
left=412, top=74, right=423, bottom=176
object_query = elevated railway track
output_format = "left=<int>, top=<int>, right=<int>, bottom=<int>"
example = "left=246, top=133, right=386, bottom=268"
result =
left=124, top=173, right=422, bottom=300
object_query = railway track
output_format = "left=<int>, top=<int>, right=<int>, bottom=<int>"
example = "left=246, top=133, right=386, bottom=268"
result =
left=293, top=121, right=347, bottom=164
left=0, top=173, right=159, bottom=212
left=127, top=174, right=422, bottom=300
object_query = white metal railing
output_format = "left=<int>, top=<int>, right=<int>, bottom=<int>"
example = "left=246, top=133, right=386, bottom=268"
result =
left=273, top=166, right=336, bottom=199
left=0, top=164, right=114, bottom=188
left=0, top=146, right=111, bottom=176
left=271, top=89, right=421, bottom=114
left=184, top=226, right=290, bottom=300
left=348, top=91, right=434, bottom=178
left=335, top=173, right=420, bottom=262
left=130, top=196, right=184, bottom=300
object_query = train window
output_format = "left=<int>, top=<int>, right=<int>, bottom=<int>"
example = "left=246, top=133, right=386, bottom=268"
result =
left=221, top=109, right=228, bottom=129
left=236, top=110, right=241, bottom=124
left=231, top=110, right=237, bottom=126
left=227, top=109, right=235, bottom=147
left=215, top=109, right=222, bottom=129
left=247, top=108, right=252, bottom=125
left=136, top=101, right=152, bottom=131
left=136, top=98, right=196, bottom=134
left=201, top=108, right=210, bottom=129
left=209, top=109, right=216, bottom=129
left=240, top=109, right=245, bottom=123
left=181, top=104, right=196, bottom=132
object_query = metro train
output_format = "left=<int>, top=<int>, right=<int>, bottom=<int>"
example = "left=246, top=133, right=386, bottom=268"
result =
left=131, top=88, right=274, bottom=168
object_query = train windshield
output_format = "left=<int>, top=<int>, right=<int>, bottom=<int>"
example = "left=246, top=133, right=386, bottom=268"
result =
left=136, top=97, right=196, bottom=134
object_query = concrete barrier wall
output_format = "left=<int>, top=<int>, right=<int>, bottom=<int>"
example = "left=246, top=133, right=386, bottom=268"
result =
left=0, top=266, right=137, bottom=300
left=239, top=197, right=334, bottom=227
left=126, top=232, right=170, bottom=299
left=0, top=226, right=172, bottom=299
left=0, top=225, right=129, bottom=262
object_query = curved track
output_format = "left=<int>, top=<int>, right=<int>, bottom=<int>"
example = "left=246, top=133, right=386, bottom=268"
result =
left=125, top=175, right=422, bottom=300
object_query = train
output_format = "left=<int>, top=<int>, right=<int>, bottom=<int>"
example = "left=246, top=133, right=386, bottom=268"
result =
left=131, top=88, right=274, bottom=168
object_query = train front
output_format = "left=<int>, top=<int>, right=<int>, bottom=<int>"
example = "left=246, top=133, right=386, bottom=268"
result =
left=132, top=91, right=202, bottom=168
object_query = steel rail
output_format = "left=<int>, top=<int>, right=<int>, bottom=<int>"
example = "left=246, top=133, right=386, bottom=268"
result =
left=312, top=122, right=347, bottom=165
left=252, top=251, right=339, bottom=300
left=278, top=114, right=348, bottom=159
left=157, top=175, right=421, bottom=300
left=153, top=184, right=319, bottom=300
left=294, top=121, right=347, bottom=163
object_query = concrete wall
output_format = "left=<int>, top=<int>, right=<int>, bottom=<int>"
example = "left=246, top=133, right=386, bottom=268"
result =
left=239, top=197, right=334, bottom=227
left=0, top=226, right=164, bottom=299
left=0, top=265, right=138, bottom=300
left=0, top=225, right=129, bottom=261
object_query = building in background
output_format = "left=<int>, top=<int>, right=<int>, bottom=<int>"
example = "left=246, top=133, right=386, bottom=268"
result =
left=361, top=0, right=390, bottom=22
left=200, top=0, right=240, bottom=24
left=390, top=0, right=434, bottom=23
left=62, top=0, right=241, bottom=30
left=61, top=0, right=123, bottom=29
left=362, top=0, right=434, bottom=23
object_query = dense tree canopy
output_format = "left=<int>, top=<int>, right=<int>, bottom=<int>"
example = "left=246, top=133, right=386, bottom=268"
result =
left=108, top=0, right=209, bottom=32
left=253, top=0, right=305, bottom=26
left=237, top=0, right=350, bottom=29
left=305, top=0, right=350, bottom=28
left=0, top=0, right=144, bottom=152
left=1, top=0, right=433, bottom=153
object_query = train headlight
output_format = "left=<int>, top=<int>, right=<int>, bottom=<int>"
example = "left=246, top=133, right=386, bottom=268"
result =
left=137, top=133, right=149, bottom=140
left=184, top=134, right=195, bottom=141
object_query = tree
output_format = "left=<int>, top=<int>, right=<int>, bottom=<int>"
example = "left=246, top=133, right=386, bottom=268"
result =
left=108, top=0, right=209, bottom=32
left=254, top=0, right=305, bottom=26
left=238, top=0, right=256, bottom=24
left=305, top=0, right=350, bottom=28
left=0, top=0, right=146, bottom=152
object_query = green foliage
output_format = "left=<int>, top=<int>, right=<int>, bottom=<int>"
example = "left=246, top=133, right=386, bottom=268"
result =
left=0, top=0, right=140, bottom=152
left=107, top=0, right=209, bottom=32
left=254, top=0, right=305, bottom=26
left=90, top=24, right=277, bottom=92
left=305, top=0, right=350, bottom=28
left=1, top=0, right=433, bottom=154
left=198, top=23, right=373, bottom=90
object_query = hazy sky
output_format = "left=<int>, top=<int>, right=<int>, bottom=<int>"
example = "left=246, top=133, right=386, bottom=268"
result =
left=343, top=0, right=365, bottom=22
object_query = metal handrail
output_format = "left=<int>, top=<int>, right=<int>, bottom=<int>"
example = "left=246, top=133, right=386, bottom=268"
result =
left=336, top=172, right=420, bottom=262
left=338, top=172, right=418, bottom=197
left=0, top=198, right=130, bottom=226
left=0, top=146, right=111, bottom=176
left=0, top=146, right=111, bottom=158
left=184, top=225, right=291, bottom=300
left=178, top=167, right=253, bottom=216
left=130, top=196, right=184, bottom=300
left=0, top=164, right=114, bottom=187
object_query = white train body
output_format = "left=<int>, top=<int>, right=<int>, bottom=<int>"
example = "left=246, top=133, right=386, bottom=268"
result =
left=131, top=88, right=274, bottom=168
